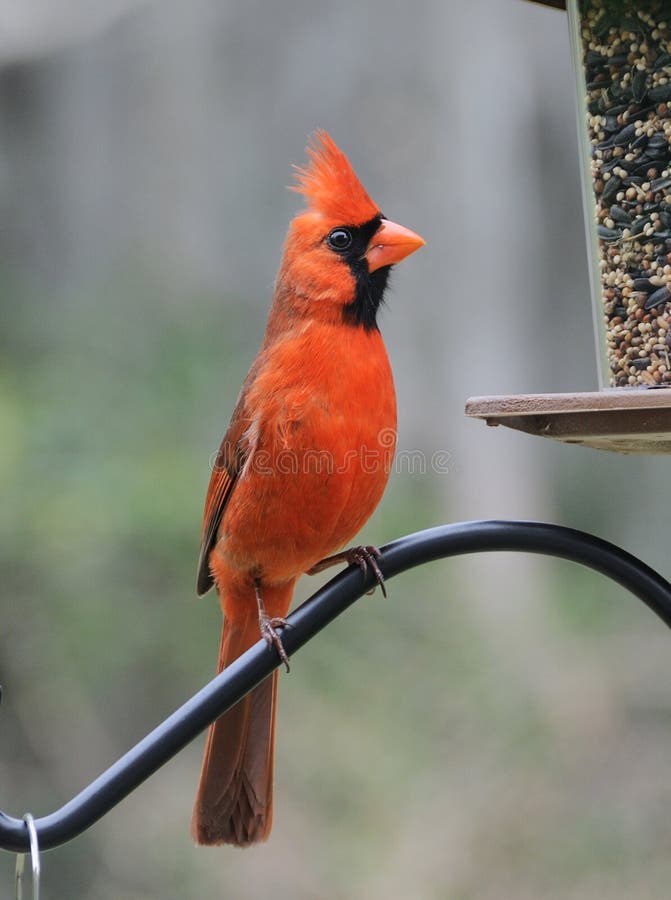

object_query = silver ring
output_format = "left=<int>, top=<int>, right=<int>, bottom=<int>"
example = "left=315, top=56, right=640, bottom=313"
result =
left=14, top=815, right=39, bottom=900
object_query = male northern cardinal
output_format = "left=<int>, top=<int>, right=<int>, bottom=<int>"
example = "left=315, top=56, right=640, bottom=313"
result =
left=191, top=131, right=424, bottom=846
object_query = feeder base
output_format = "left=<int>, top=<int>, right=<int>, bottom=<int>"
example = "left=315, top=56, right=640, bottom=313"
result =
left=465, top=390, right=671, bottom=454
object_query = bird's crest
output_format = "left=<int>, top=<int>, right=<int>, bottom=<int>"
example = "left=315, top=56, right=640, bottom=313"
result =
left=291, top=130, right=380, bottom=224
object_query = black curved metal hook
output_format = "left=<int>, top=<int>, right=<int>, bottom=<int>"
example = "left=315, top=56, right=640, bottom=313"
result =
left=1, top=519, right=670, bottom=853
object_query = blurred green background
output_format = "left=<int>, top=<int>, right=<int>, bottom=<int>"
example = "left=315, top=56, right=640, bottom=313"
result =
left=2, top=0, right=671, bottom=897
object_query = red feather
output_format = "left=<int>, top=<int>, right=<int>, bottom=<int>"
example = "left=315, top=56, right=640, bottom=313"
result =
left=290, top=130, right=380, bottom=224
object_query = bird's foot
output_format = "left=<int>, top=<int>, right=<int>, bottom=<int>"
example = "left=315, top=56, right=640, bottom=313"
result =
left=308, top=545, right=386, bottom=598
left=258, top=613, right=291, bottom=673
left=254, top=577, right=291, bottom=673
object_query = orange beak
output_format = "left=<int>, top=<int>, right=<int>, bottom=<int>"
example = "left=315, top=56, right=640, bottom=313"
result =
left=365, top=218, right=425, bottom=272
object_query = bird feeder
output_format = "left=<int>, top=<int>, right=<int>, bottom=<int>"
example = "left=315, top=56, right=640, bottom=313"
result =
left=466, top=0, right=671, bottom=452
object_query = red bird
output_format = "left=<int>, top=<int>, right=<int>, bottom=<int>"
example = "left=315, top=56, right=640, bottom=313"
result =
left=191, top=131, right=424, bottom=846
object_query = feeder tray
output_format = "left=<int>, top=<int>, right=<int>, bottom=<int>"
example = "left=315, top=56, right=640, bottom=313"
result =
left=465, top=390, right=671, bottom=454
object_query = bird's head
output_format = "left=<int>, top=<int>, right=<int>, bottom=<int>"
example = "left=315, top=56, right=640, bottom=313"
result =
left=276, top=131, right=424, bottom=330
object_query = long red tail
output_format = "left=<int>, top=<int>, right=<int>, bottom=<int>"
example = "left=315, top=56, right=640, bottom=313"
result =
left=191, top=583, right=292, bottom=846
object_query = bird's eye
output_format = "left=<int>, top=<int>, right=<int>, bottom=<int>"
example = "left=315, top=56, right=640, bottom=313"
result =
left=326, top=228, right=353, bottom=252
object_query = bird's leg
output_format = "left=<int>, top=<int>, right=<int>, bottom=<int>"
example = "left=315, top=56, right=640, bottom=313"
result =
left=307, top=545, right=387, bottom=598
left=254, top=578, right=291, bottom=673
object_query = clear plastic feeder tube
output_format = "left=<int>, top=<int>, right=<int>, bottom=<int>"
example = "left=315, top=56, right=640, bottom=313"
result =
left=568, top=0, right=671, bottom=388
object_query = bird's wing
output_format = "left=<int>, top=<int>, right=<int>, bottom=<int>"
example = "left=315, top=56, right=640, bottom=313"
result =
left=196, top=350, right=270, bottom=596
left=196, top=424, right=248, bottom=596
left=195, top=360, right=262, bottom=598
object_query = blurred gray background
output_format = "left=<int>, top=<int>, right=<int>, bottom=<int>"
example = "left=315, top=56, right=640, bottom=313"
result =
left=1, top=0, right=670, bottom=897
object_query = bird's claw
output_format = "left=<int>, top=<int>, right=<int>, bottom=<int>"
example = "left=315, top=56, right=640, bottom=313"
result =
left=259, top=614, right=291, bottom=673
left=307, top=544, right=387, bottom=596
left=345, top=545, right=387, bottom=597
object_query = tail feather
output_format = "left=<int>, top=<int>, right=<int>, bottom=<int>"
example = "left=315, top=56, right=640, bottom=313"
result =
left=192, top=668, right=277, bottom=845
left=192, top=581, right=291, bottom=847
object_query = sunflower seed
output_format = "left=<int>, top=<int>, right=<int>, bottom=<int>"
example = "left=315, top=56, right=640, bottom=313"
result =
left=645, top=286, right=671, bottom=310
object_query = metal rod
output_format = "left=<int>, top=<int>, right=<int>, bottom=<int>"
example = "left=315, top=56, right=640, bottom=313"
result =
left=1, top=520, right=670, bottom=853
